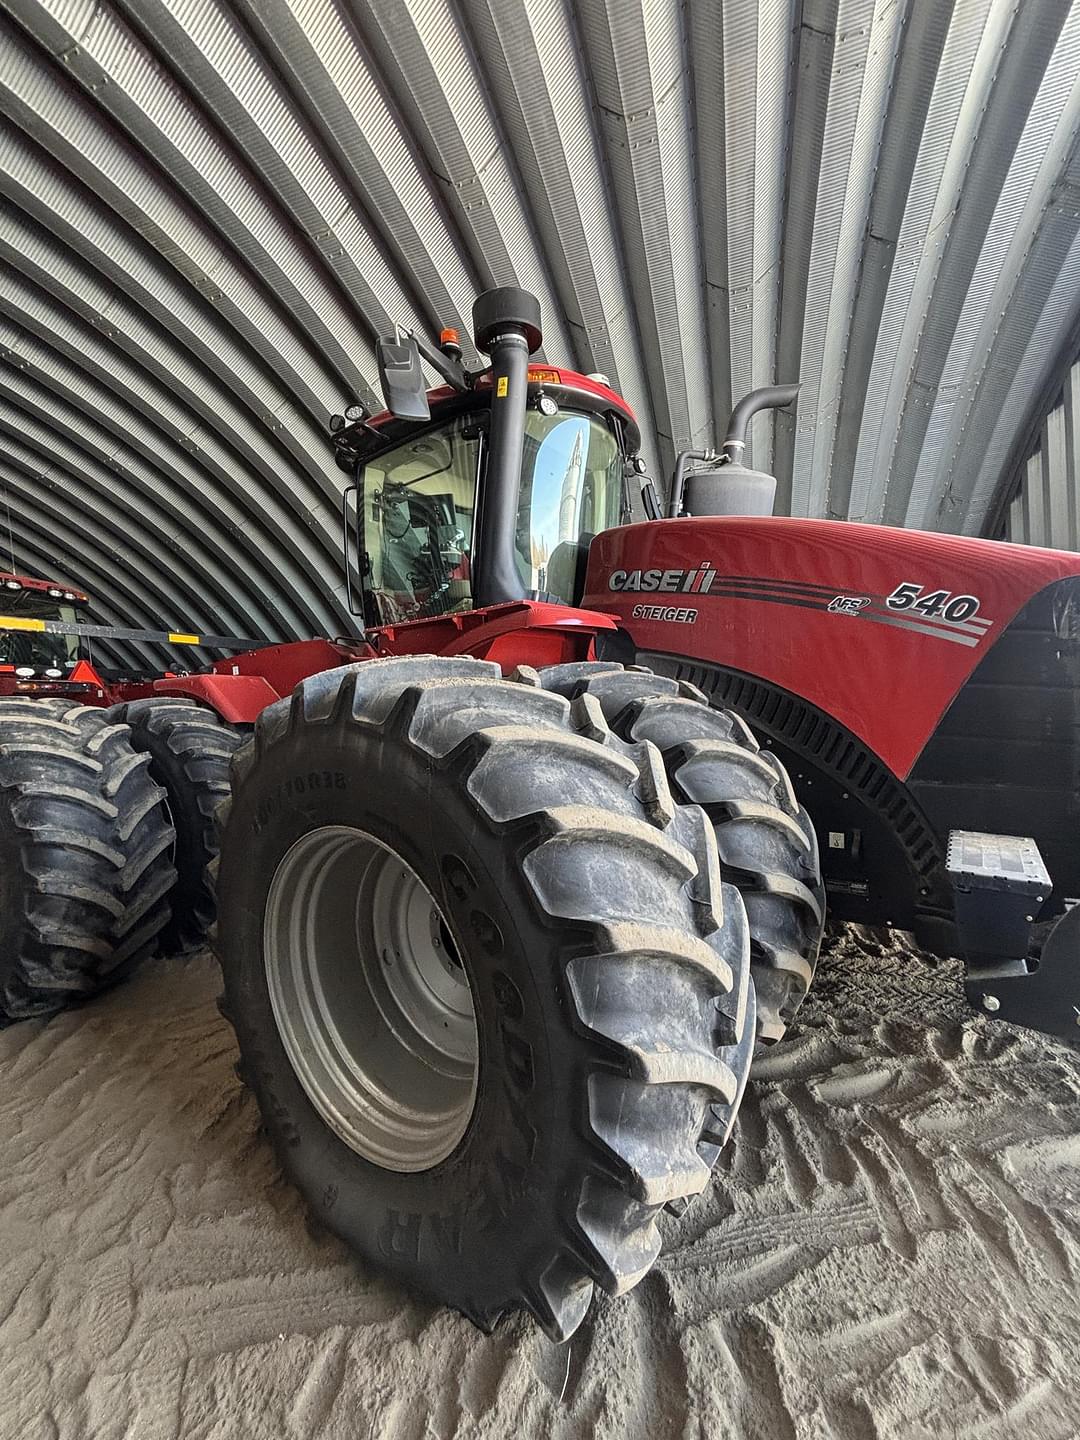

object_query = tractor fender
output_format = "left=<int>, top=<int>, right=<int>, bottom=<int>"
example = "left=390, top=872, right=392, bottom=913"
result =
left=149, top=672, right=281, bottom=725
left=367, top=599, right=619, bottom=673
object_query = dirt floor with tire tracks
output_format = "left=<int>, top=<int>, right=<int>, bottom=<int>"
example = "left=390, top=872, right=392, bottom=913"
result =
left=1, top=928, right=1078, bottom=1440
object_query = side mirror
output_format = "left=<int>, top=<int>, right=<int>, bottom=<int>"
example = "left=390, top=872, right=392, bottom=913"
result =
left=376, top=335, right=430, bottom=420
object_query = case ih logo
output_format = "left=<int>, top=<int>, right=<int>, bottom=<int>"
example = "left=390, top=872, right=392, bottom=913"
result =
left=608, top=563, right=716, bottom=594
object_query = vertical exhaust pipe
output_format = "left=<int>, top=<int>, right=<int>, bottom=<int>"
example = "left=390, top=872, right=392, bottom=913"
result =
left=471, top=288, right=542, bottom=608
left=721, top=383, right=801, bottom=461
left=668, top=383, right=801, bottom=518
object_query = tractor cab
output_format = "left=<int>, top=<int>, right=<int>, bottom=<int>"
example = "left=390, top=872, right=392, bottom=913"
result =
left=0, top=572, right=92, bottom=683
left=332, top=288, right=798, bottom=632
left=333, top=290, right=641, bottom=628
left=341, top=372, right=634, bottom=626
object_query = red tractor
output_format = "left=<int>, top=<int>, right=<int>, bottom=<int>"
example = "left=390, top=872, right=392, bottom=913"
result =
left=0, top=571, right=104, bottom=697
left=3, top=288, right=1077, bottom=1340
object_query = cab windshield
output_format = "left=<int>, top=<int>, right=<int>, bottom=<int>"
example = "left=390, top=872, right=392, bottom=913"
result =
left=515, top=409, right=623, bottom=599
left=356, top=407, right=622, bottom=624
left=0, top=593, right=81, bottom=670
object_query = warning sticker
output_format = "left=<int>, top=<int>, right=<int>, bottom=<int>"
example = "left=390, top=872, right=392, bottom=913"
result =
left=496, top=376, right=508, bottom=397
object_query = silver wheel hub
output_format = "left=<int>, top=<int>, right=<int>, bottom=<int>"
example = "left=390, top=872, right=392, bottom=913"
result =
left=264, top=825, right=478, bottom=1171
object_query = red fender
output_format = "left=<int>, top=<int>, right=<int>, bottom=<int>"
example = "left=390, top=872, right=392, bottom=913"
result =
left=149, top=673, right=282, bottom=725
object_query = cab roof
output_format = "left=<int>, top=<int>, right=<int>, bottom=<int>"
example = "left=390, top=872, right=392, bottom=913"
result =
left=333, top=365, right=640, bottom=472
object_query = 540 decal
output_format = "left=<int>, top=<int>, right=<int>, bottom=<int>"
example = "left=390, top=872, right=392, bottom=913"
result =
left=885, top=582, right=981, bottom=624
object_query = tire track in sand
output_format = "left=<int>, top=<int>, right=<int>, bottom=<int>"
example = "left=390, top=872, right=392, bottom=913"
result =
left=0, top=936, right=1078, bottom=1439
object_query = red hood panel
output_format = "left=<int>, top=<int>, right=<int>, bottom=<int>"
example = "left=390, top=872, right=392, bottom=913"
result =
left=583, top=517, right=1080, bottom=777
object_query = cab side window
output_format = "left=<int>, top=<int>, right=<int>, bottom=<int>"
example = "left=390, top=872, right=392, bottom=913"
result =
left=359, top=418, right=480, bottom=624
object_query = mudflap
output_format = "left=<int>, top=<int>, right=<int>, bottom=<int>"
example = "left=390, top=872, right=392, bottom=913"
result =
left=965, top=904, right=1080, bottom=1046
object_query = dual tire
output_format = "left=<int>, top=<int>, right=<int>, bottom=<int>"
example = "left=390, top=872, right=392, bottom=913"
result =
left=0, top=699, right=176, bottom=1021
left=532, top=663, right=825, bottom=1042
left=0, top=696, right=240, bottom=1023
left=111, top=699, right=242, bottom=953
left=0, top=663, right=824, bottom=1332
left=213, top=656, right=824, bottom=1337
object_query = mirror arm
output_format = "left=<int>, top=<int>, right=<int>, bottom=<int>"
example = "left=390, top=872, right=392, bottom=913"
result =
left=342, top=481, right=360, bottom=618
left=407, top=329, right=471, bottom=392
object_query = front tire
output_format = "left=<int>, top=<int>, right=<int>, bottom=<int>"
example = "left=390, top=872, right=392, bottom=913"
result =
left=530, top=663, right=826, bottom=1042
left=213, top=656, right=754, bottom=1338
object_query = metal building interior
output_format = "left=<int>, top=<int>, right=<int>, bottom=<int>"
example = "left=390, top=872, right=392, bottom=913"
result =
left=1, top=0, right=1079, bottom=672
left=3, top=6, right=1080, bottom=1438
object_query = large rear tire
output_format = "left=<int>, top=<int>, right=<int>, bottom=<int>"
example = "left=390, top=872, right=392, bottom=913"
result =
left=112, top=698, right=241, bottom=953
left=0, top=698, right=176, bottom=1022
left=213, top=656, right=754, bottom=1338
left=528, top=663, right=825, bottom=1042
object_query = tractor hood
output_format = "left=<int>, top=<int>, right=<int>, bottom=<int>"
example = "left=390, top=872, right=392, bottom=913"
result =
left=583, top=516, right=1080, bottom=777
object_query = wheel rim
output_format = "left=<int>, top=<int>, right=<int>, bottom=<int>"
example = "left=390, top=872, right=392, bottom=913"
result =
left=264, top=825, right=478, bottom=1171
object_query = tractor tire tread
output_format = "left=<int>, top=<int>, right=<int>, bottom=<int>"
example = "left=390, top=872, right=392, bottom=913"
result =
left=112, top=699, right=242, bottom=952
left=532, top=663, right=825, bottom=1043
left=216, top=656, right=753, bottom=1340
left=0, top=698, right=175, bottom=1022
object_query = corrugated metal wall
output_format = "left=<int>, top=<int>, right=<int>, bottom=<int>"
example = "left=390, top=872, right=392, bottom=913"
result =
left=1004, top=353, right=1080, bottom=550
left=2, top=0, right=1080, bottom=664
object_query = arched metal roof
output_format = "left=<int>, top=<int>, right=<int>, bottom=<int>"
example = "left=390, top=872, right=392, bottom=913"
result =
left=1003, top=346, right=1080, bottom=551
left=1, top=0, right=1079, bottom=663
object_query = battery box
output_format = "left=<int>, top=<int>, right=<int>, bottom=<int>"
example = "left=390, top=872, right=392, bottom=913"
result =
left=946, top=830, right=1052, bottom=970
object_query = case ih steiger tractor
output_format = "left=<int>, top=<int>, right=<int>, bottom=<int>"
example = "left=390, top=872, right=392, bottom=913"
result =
left=2, top=287, right=1078, bottom=1339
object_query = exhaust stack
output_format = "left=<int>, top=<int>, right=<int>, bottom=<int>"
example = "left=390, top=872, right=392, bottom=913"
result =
left=669, top=383, right=801, bottom=519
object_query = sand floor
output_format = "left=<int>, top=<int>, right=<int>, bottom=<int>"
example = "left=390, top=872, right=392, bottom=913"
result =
left=1, top=929, right=1078, bottom=1440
